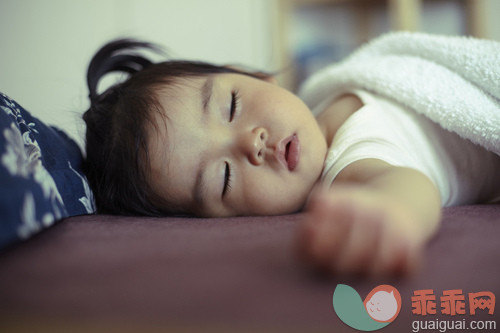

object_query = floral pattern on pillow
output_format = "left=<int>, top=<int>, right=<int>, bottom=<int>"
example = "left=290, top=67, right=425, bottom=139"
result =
left=0, top=92, right=95, bottom=249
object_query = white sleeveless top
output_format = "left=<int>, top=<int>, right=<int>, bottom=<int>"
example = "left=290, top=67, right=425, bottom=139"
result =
left=317, top=90, right=500, bottom=206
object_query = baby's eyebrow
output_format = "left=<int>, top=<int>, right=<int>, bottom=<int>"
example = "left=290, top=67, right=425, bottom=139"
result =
left=192, top=77, right=214, bottom=209
left=201, top=76, right=214, bottom=114
left=193, top=157, right=208, bottom=209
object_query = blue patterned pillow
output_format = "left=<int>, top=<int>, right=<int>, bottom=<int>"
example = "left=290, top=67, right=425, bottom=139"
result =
left=0, top=92, right=95, bottom=249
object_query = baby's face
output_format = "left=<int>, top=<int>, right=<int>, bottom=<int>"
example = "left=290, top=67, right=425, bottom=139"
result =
left=147, top=73, right=327, bottom=217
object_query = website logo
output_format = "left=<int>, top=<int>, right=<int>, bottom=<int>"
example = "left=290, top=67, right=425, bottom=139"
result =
left=333, top=284, right=402, bottom=331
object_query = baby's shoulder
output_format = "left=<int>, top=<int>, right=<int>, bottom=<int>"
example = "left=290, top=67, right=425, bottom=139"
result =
left=316, top=94, right=364, bottom=143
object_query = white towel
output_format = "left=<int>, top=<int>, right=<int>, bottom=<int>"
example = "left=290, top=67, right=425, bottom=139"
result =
left=299, top=32, right=500, bottom=155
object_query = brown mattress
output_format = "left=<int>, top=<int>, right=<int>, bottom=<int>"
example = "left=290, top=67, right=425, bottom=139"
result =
left=1, top=205, right=499, bottom=332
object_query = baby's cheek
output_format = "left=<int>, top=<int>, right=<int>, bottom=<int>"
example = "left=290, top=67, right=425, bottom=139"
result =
left=240, top=175, right=304, bottom=215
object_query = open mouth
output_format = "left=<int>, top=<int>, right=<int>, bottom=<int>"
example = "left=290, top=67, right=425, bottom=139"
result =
left=280, top=134, right=300, bottom=171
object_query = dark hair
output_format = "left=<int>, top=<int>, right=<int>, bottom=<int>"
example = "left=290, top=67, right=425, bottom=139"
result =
left=83, top=39, right=266, bottom=216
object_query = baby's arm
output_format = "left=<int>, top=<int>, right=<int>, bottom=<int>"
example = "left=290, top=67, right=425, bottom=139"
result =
left=296, top=158, right=441, bottom=276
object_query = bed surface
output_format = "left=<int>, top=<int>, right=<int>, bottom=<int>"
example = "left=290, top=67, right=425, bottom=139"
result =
left=1, top=205, right=499, bottom=332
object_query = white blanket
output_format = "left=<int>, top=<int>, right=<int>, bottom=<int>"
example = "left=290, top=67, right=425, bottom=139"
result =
left=299, top=32, right=500, bottom=155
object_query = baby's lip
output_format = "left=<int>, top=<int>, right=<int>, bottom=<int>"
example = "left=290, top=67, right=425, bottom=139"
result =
left=277, top=134, right=300, bottom=171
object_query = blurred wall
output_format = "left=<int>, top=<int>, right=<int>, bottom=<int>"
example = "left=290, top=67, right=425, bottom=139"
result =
left=290, top=0, right=500, bottom=88
left=0, top=0, right=278, bottom=147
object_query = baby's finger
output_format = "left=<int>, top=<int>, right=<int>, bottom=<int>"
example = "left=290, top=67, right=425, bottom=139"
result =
left=369, top=226, right=421, bottom=276
left=298, top=197, right=352, bottom=270
left=333, top=211, right=383, bottom=274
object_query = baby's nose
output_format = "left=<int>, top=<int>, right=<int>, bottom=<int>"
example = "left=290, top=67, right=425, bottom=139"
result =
left=241, top=127, right=267, bottom=165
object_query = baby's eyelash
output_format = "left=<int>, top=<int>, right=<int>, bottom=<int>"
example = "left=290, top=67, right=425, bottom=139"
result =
left=222, top=162, right=232, bottom=197
left=229, top=90, right=240, bottom=122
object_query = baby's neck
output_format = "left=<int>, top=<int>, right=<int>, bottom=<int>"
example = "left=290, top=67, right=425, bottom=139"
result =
left=316, top=94, right=364, bottom=145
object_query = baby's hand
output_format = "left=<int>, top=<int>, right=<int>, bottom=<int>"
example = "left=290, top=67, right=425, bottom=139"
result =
left=296, top=185, right=427, bottom=276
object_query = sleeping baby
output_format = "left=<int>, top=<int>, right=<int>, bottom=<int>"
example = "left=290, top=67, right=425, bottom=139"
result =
left=82, top=32, right=500, bottom=276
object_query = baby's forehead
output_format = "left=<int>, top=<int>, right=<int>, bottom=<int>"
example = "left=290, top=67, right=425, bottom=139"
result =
left=153, top=75, right=209, bottom=111
left=145, top=75, right=209, bottom=164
